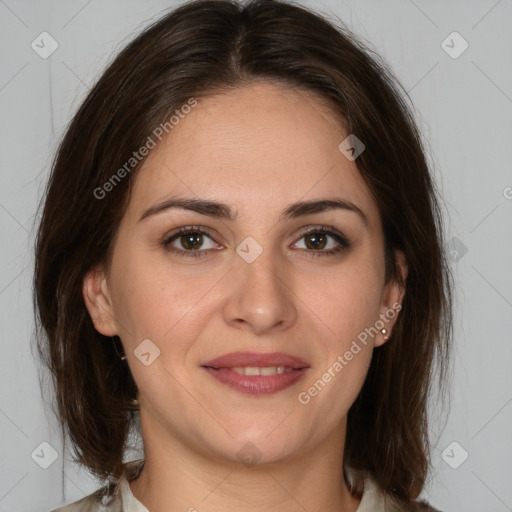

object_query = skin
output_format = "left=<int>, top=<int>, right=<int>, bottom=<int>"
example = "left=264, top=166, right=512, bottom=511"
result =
left=83, top=80, right=407, bottom=512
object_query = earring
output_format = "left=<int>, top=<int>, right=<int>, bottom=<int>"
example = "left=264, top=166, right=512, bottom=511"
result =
left=111, top=336, right=128, bottom=361
left=381, top=328, right=389, bottom=340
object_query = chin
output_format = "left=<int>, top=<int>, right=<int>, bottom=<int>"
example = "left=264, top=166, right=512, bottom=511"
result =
left=195, top=428, right=300, bottom=468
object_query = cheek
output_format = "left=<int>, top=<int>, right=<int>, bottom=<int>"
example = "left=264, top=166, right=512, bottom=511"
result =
left=309, top=264, right=383, bottom=346
left=297, top=278, right=378, bottom=422
left=114, top=263, right=217, bottom=411
left=109, top=245, right=200, bottom=337
left=294, top=331, right=373, bottom=444
left=296, top=261, right=382, bottom=406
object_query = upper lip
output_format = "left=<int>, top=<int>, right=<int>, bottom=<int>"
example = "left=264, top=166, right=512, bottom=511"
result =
left=202, top=351, right=309, bottom=369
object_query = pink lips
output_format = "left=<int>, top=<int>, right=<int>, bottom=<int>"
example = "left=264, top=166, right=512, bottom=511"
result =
left=201, top=351, right=310, bottom=396
left=202, top=351, right=309, bottom=369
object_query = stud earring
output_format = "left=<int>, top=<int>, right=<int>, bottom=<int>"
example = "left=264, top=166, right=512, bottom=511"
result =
left=111, top=336, right=128, bottom=361
left=381, top=328, right=388, bottom=340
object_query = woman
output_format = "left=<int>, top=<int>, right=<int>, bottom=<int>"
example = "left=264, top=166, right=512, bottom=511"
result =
left=34, top=0, right=453, bottom=510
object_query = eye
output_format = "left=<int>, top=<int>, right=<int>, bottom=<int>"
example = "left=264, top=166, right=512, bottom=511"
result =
left=292, top=226, right=350, bottom=258
left=162, top=226, right=220, bottom=258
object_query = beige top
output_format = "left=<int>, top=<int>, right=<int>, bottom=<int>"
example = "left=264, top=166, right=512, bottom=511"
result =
left=51, top=459, right=439, bottom=512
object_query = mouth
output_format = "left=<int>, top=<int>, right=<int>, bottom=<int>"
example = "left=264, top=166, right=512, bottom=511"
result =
left=201, top=351, right=310, bottom=395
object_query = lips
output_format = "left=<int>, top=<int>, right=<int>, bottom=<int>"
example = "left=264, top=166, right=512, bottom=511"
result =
left=201, top=351, right=310, bottom=396
left=202, top=351, right=309, bottom=370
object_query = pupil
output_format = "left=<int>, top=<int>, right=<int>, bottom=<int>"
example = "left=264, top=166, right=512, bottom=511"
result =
left=307, top=233, right=326, bottom=250
left=183, top=233, right=202, bottom=250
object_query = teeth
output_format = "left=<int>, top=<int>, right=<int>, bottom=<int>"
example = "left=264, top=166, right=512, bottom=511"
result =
left=231, top=366, right=293, bottom=376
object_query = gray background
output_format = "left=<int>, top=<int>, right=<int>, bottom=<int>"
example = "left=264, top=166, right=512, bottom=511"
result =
left=0, top=0, right=511, bottom=511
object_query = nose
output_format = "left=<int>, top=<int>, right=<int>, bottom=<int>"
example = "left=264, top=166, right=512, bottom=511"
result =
left=222, top=245, right=298, bottom=336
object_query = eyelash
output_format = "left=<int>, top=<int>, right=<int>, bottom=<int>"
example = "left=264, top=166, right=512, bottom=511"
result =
left=161, top=225, right=351, bottom=260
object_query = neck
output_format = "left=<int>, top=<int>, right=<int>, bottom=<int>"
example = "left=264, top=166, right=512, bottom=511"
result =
left=128, top=410, right=360, bottom=512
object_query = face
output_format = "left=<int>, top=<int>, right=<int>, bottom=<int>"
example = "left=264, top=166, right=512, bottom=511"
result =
left=84, top=81, right=406, bottom=466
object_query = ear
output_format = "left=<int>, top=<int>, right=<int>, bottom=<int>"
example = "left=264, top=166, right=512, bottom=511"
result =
left=82, top=265, right=118, bottom=336
left=375, top=249, right=408, bottom=348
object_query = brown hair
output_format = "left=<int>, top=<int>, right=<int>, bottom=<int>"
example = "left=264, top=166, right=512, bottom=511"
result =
left=33, top=0, right=453, bottom=503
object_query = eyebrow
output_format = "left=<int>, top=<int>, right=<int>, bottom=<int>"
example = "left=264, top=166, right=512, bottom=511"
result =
left=138, top=196, right=368, bottom=227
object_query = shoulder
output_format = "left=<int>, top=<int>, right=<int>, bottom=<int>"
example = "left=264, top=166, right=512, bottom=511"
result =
left=49, top=459, right=145, bottom=512
left=346, top=466, right=443, bottom=512
left=377, top=483, right=443, bottom=512
left=400, top=500, right=443, bottom=512
left=49, top=485, right=122, bottom=512
left=379, top=489, right=443, bottom=512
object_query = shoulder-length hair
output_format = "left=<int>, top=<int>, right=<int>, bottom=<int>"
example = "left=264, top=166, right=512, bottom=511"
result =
left=34, top=0, right=453, bottom=502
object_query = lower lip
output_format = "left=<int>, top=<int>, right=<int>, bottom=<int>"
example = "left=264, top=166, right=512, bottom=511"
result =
left=202, top=367, right=309, bottom=395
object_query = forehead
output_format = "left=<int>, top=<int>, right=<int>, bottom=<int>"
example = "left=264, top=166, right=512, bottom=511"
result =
left=127, top=81, right=379, bottom=227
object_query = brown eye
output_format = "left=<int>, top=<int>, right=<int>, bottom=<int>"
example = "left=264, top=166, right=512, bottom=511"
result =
left=293, top=226, right=350, bottom=256
left=162, top=227, right=220, bottom=259
left=179, top=232, right=204, bottom=251
left=304, top=232, right=328, bottom=250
